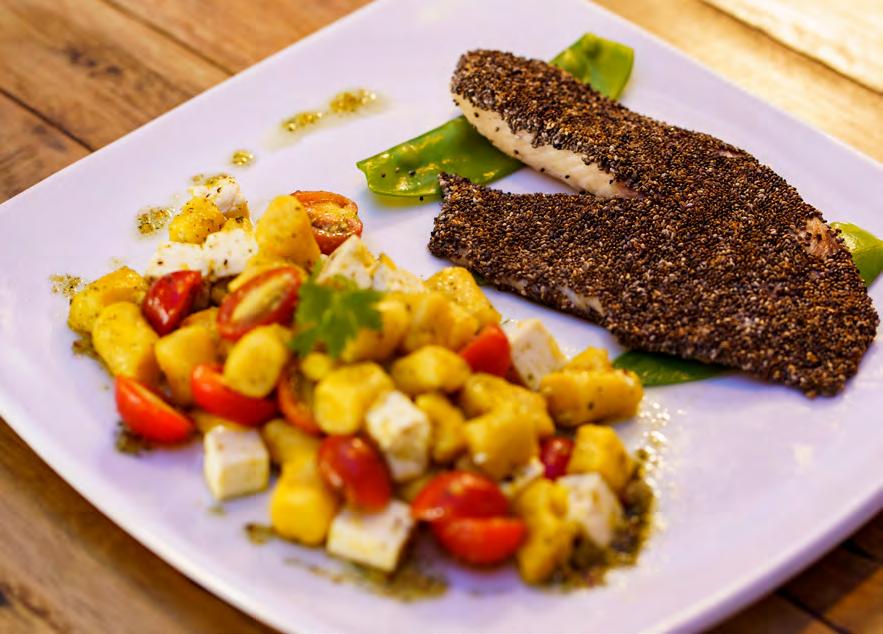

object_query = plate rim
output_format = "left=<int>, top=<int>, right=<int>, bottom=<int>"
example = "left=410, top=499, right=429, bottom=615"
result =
left=0, top=0, right=881, bottom=632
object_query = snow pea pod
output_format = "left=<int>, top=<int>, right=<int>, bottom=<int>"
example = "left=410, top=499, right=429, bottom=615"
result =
left=355, top=33, right=634, bottom=199
left=614, top=222, right=883, bottom=386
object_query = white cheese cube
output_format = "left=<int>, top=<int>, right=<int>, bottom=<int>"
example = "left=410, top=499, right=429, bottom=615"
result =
left=317, top=235, right=376, bottom=288
left=365, top=390, right=430, bottom=482
left=372, top=258, right=424, bottom=293
left=203, top=426, right=270, bottom=501
left=189, top=175, right=247, bottom=216
left=145, top=241, right=208, bottom=279
left=326, top=500, right=414, bottom=572
left=500, top=457, right=545, bottom=499
left=558, top=473, right=623, bottom=548
left=502, top=318, right=566, bottom=390
left=203, top=228, right=258, bottom=279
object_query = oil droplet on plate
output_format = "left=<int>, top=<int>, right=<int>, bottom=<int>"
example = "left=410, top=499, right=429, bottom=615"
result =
left=230, top=150, right=255, bottom=167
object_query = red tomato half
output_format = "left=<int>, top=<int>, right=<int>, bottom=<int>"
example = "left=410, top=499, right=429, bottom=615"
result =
left=115, top=376, right=193, bottom=443
left=432, top=517, right=526, bottom=566
left=217, top=267, right=304, bottom=341
left=292, top=190, right=363, bottom=255
left=459, top=324, right=511, bottom=377
left=190, top=364, right=277, bottom=426
left=318, top=435, right=392, bottom=511
left=142, top=270, right=203, bottom=335
left=277, top=363, right=321, bottom=435
left=411, top=471, right=509, bottom=523
left=539, top=436, right=574, bottom=480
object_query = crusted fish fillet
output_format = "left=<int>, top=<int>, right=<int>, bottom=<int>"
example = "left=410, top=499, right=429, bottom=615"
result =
left=430, top=173, right=877, bottom=396
left=430, top=50, right=878, bottom=396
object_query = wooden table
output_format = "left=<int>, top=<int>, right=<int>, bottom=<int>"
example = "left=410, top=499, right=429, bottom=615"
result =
left=1, top=1, right=881, bottom=631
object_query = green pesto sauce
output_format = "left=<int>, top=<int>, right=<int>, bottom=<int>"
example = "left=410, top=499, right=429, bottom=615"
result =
left=285, top=553, right=447, bottom=602
left=114, top=422, right=152, bottom=456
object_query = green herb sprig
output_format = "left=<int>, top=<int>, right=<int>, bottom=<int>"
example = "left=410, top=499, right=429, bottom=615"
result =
left=291, top=268, right=383, bottom=358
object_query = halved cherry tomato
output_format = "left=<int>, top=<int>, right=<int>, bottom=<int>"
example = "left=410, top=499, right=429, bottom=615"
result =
left=277, top=363, right=321, bottom=435
left=540, top=436, right=574, bottom=480
left=142, top=270, right=203, bottom=335
left=190, top=364, right=277, bottom=426
left=318, top=435, right=392, bottom=511
left=115, top=375, right=193, bottom=443
left=411, top=471, right=509, bottom=523
left=432, top=517, right=526, bottom=565
left=458, top=324, right=511, bottom=377
left=217, top=267, right=304, bottom=341
left=292, top=190, right=363, bottom=255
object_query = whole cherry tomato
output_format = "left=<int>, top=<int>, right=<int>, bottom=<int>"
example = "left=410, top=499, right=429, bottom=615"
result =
left=432, top=517, right=526, bottom=565
left=411, top=471, right=509, bottom=523
left=142, top=270, right=203, bottom=335
left=115, top=375, right=193, bottom=443
left=292, top=190, right=363, bottom=255
left=459, top=324, right=511, bottom=377
left=217, top=267, right=304, bottom=341
left=318, top=435, right=392, bottom=511
left=190, top=364, right=277, bottom=426
left=277, top=363, right=321, bottom=435
left=540, top=436, right=574, bottom=480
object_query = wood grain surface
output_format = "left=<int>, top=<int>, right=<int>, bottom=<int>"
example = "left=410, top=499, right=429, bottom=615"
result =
left=0, top=1, right=880, bottom=632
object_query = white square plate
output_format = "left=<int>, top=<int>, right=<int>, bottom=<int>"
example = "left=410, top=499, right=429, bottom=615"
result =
left=0, top=0, right=880, bottom=632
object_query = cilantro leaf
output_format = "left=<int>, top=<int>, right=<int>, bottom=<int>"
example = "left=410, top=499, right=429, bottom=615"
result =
left=291, top=273, right=384, bottom=358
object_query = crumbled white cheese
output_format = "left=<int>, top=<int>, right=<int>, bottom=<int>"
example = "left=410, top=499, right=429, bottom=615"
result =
left=317, top=235, right=376, bottom=288
left=502, top=318, right=566, bottom=390
left=500, top=457, right=545, bottom=499
left=365, top=390, right=430, bottom=482
left=190, top=175, right=247, bottom=216
left=203, top=426, right=269, bottom=501
left=372, top=257, right=424, bottom=293
left=144, top=241, right=208, bottom=278
left=326, top=500, right=415, bottom=572
left=558, top=473, right=623, bottom=548
left=203, top=228, right=258, bottom=279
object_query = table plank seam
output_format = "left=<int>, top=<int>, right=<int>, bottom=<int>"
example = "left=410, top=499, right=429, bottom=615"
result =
left=0, top=87, right=93, bottom=152
left=99, top=0, right=237, bottom=77
left=778, top=590, right=853, bottom=634
left=699, top=0, right=878, bottom=94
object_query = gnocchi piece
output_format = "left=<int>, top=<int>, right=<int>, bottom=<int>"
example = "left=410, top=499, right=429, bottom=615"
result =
left=270, top=451, right=339, bottom=546
left=400, top=292, right=479, bottom=353
left=425, top=266, right=500, bottom=327
left=459, top=373, right=554, bottom=437
left=415, top=393, right=467, bottom=464
left=463, top=404, right=538, bottom=480
left=566, top=424, right=635, bottom=495
left=189, top=174, right=249, bottom=218
left=169, top=197, right=226, bottom=244
left=181, top=307, right=220, bottom=343
left=155, top=325, right=218, bottom=405
left=513, top=479, right=576, bottom=584
left=191, top=409, right=247, bottom=434
left=261, top=418, right=321, bottom=465
left=255, top=195, right=321, bottom=269
left=313, top=363, right=393, bottom=434
left=564, top=347, right=614, bottom=373
left=67, top=267, right=148, bottom=333
left=300, top=352, right=338, bottom=382
left=341, top=297, right=410, bottom=363
left=222, top=325, right=290, bottom=398
left=540, top=368, right=643, bottom=426
left=92, top=302, right=159, bottom=385
left=390, top=345, right=471, bottom=395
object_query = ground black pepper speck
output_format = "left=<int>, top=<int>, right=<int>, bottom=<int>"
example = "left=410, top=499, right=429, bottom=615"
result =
left=428, top=52, right=878, bottom=396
